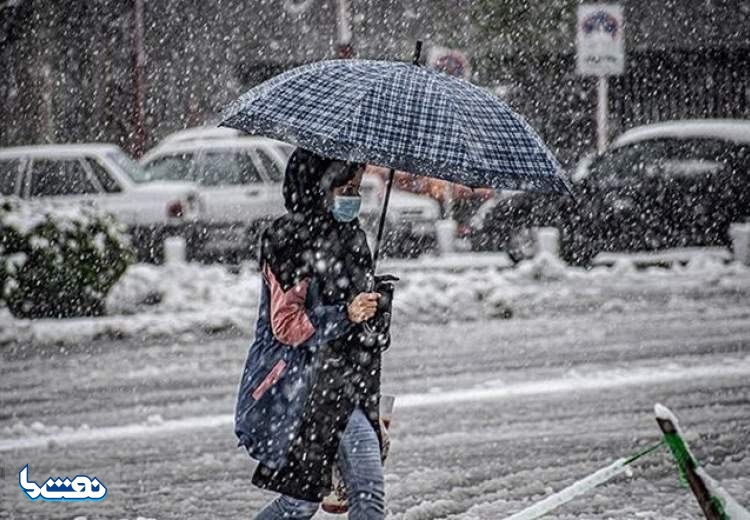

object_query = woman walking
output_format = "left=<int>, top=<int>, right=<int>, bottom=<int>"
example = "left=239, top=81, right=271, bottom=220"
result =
left=235, top=148, right=391, bottom=520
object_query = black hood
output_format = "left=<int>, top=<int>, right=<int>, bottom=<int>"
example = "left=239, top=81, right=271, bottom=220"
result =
left=282, top=148, right=333, bottom=216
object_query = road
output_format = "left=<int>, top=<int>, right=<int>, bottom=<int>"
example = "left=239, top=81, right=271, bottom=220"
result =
left=1, top=287, right=749, bottom=519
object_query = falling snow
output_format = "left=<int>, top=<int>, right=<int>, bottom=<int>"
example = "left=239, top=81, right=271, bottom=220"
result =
left=2, top=1, right=750, bottom=518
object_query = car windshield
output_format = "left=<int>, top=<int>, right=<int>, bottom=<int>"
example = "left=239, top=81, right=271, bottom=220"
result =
left=588, top=138, right=741, bottom=185
left=142, top=153, right=195, bottom=182
left=107, top=149, right=153, bottom=183
left=199, top=150, right=263, bottom=185
left=143, top=149, right=268, bottom=186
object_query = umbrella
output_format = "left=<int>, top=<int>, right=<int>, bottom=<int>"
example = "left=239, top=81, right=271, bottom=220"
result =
left=221, top=42, right=571, bottom=267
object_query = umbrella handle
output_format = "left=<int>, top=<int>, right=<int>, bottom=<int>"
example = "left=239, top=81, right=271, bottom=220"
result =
left=371, top=41, right=422, bottom=277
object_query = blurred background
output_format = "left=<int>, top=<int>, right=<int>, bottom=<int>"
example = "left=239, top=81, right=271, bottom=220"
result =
left=2, top=0, right=749, bottom=160
left=2, top=0, right=750, bottom=266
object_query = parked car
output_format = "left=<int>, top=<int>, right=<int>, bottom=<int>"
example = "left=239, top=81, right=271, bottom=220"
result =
left=471, top=119, right=750, bottom=265
left=463, top=190, right=521, bottom=242
left=0, top=144, right=204, bottom=262
left=146, top=126, right=296, bottom=161
left=141, top=129, right=440, bottom=260
left=358, top=173, right=440, bottom=258
left=140, top=132, right=289, bottom=262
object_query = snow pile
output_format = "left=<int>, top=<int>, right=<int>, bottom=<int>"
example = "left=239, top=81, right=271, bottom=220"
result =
left=2, top=251, right=750, bottom=346
left=0, top=308, right=255, bottom=347
left=104, top=250, right=606, bottom=327
left=106, top=261, right=260, bottom=315
left=513, top=252, right=569, bottom=282
left=393, top=255, right=750, bottom=324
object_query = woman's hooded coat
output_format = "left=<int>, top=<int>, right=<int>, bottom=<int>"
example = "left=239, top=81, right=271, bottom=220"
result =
left=235, top=148, right=386, bottom=502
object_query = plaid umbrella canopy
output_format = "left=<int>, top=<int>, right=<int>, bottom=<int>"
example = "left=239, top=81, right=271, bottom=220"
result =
left=220, top=43, right=571, bottom=264
left=221, top=62, right=568, bottom=193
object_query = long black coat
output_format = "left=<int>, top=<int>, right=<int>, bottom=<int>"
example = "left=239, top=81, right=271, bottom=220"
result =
left=250, top=217, right=383, bottom=501
left=235, top=149, right=385, bottom=501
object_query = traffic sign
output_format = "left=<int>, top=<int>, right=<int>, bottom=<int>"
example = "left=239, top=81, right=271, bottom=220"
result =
left=576, top=4, right=625, bottom=76
left=427, top=46, right=471, bottom=80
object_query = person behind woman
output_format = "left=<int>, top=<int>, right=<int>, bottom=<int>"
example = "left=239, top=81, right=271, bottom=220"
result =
left=235, top=148, right=391, bottom=520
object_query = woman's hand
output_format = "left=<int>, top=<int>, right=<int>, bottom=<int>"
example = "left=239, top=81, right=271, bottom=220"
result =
left=347, top=292, right=380, bottom=323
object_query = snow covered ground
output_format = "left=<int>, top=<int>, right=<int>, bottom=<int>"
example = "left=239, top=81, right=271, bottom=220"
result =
left=2, top=249, right=748, bottom=347
left=1, top=252, right=749, bottom=519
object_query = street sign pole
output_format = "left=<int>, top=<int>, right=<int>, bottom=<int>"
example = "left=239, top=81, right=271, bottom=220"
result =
left=132, top=0, right=146, bottom=158
left=597, top=76, right=608, bottom=153
left=335, top=0, right=353, bottom=58
left=427, top=45, right=471, bottom=220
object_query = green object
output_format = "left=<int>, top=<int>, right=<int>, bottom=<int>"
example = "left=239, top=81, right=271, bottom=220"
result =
left=661, top=428, right=729, bottom=519
left=656, top=405, right=730, bottom=520
left=661, top=428, right=694, bottom=487
left=624, top=441, right=664, bottom=465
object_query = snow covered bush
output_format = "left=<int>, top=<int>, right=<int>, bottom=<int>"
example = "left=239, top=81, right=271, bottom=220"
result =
left=0, top=197, right=134, bottom=318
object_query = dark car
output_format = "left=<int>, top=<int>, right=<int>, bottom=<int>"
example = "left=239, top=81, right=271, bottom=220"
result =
left=472, top=120, right=750, bottom=265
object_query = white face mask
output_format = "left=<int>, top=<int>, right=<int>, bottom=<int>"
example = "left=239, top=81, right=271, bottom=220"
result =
left=331, top=195, right=362, bottom=222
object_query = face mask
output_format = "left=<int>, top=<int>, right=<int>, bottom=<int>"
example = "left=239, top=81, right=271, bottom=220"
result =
left=331, top=195, right=361, bottom=222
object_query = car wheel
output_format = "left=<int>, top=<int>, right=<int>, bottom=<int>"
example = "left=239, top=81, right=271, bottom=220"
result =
left=506, top=227, right=536, bottom=263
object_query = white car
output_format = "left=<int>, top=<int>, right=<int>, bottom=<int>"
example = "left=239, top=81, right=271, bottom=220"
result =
left=140, top=130, right=290, bottom=261
left=141, top=128, right=440, bottom=260
left=0, top=144, right=203, bottom=262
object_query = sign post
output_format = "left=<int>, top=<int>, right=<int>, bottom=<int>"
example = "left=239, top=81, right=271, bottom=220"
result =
left=335, top=0, right=353, bottom=58
left=576, top=4, right=624, bottom=153
left=427, top=46, right=471, bottom=222
left=596, top=76, right=608, bottom=153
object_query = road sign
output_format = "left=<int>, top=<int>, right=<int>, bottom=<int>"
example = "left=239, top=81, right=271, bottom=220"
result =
left=576, top=4, right=624, bottom=76
left=427, top=46, right=471, bottom=81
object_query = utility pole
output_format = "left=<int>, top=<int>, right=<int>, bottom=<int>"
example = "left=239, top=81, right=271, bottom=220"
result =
left=132, top=0, right=146, bottom=157
left=40, top=63, right=54, bottom=142
left=335, top=0, right=353, bottom=58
